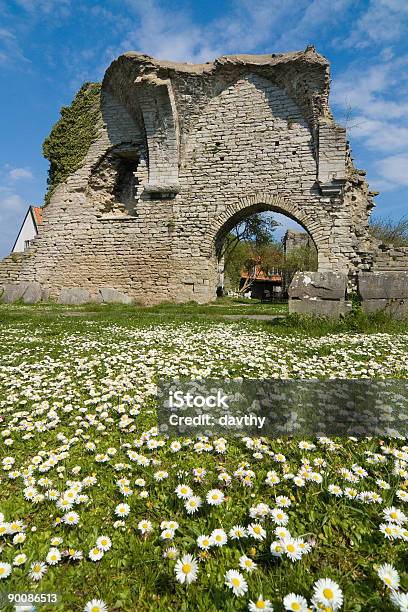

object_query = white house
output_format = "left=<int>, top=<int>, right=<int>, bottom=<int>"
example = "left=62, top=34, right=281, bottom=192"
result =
left=12, top=206, right=43, bottom=253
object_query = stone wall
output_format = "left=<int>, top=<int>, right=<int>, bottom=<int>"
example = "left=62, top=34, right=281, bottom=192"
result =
left=1, top=47, right=408, bottom=308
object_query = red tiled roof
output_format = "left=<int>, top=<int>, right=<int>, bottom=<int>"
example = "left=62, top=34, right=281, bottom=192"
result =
left=32, top=206, right=43, bottom=226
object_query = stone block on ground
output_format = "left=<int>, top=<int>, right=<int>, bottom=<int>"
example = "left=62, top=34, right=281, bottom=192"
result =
left=99, top=287, right=133, bottom=304
left=22, top=282, right=43, bottom=304
left=289, top=297, right=352, bottom=317
left=288, top=271, right=348, bottom=300
left=59, top=288, right=91, bottom=305
left=1, top=282, right=30, bottom=303
left=361, top=298, right=408, bottom=318
left=358, top=272, right=408, bottom=300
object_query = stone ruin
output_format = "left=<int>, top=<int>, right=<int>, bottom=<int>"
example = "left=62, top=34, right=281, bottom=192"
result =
left=1, top=46, right=408, bottom=315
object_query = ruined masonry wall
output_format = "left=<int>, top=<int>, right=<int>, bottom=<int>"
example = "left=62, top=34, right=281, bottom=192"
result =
left=2, top=49, right=408, bottom=306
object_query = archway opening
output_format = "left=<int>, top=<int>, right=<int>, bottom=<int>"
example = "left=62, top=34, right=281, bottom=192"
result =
left=214, top=204, right=318, bottom=302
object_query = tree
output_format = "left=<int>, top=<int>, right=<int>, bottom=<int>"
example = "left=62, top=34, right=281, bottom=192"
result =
left=220, top=213, right=280, bottom=265
left=221, top=213, right=280, bottom=292
left=281, top=243, right=318, bottom=291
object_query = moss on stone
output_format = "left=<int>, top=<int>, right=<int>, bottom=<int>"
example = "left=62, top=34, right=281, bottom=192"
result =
left=43, top=82, right=101, bottom=204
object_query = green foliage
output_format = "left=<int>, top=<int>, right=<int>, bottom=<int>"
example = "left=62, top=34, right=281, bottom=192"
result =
left=42, top=82, right=101, bottom=204
left=281, top=244, right=318, bottom=289
left=369, top=215, right=408, bottom=247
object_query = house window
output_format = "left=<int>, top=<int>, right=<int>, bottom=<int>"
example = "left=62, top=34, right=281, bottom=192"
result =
left=24, top=240, right=32, bottom=250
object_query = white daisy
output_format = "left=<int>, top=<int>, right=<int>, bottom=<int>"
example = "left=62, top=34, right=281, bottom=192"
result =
left=197, top=534, right=212, bottom=549
left=0, top=561, right=12, bottom=579
left=377, top=563, right=400, bottom=590
left=138, top=520, right=153, bottom=534
left=184, top=496, right=202, bottom=514
left=248, top=594, right=274, bottom=611
left=224, top=569, right=248, bottom=597
left=114, top=503, right=130, bottom=517
left=175, top=484, right=193, bottom=499
left=210, top=528, right=228, bottom=547
left=46, top=548, right=61, bottom=565
left=239, top=554, right=257, bottom=572
left=89, top=547, right=104, bottom=561
left=175, top=553, right=198, bottom=584
left=83, top=599, right=108, bottom=612
left=96, top=536, right=112, bottom=551
left=28, top=561, right=47, bottom=581
left=313, top=578, right=343, bottom=611
left=248, top=523, right=266, bottom=541
left=206, top=489, right=225, bottom=506
left=283, top=593, right=309, bottom=611
left=229, top=525, right=247, bottom=539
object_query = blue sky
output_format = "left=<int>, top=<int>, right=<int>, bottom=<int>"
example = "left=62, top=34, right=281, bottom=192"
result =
left=0, top=0, right=407, bottom=255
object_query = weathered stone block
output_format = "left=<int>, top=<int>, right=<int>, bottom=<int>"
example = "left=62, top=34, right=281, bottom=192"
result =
left=99, top=287, right=133, bottom=304
left=59, top=288, right=91, bottom=305
left=22, top=282, right=43, bottom=304
left=289, top=298, right=352, bottom=317
left=361, top=298, right=408, bottom=318
left=358, top=272, right=408, bottom=300
left=1, top=283, right=29, bottom=303
left=288, top=271, right=348, bottom=300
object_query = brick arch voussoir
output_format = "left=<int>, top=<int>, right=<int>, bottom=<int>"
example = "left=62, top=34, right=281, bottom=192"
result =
left=211, top=192, right=327, bottom=256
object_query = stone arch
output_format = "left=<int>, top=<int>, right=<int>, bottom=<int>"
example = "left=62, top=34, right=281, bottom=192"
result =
left=211, top=191, right=330, bottom=270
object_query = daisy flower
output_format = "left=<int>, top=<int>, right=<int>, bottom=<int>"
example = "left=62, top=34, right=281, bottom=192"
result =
left=210, top=529, right=228, bottom=547
left=114, top=503, right=130, bottom=517
left=312, top=578, right=343, bottom=611
left=390, top=590, right=408, bottom=611
left=96, top=536, right=112, bottom=551
left=13, top=553, right=27, bottom=566
left=377, top=563, right=400, bottom=590
left=63, top=511, right=80, bottom=526
left=83, top=599, right=108, bottom=612
left=89, top=547, right=104, bottom=561
left=175, top=554, right=198, bottom=584
left=138, top=520, right=153, bottom=534
left=239, top=555, right=257, bottom=572
left=163, top=547, right=179, bottom=560
left=206, top=489, right=225, bottom=506
left=0, top=561, right=12, bottom=579
left=46, top=548, right=61, bottom=565
left=248, top=594, right=274, bottom=611
left=184, top=496, right=202, bottom=514
left=282, top=538, right=303, bottom=562
left=383, top=507, right=407, bottom=525
left=197, top=534, right=212, bottom=549
left=270, top=540, right=284, bottom=557
left=283, top=593, right=309, bottom=611
left=229, top=525, right=247, bottom=539
left=248, top=523, right=266, bottom=541
left=28, top=561, right=47, bottom=581
left=161, top=529, right=175, bottom=540
left=175, top=484, right=193, bottom=499
left=224, top=569, right=248, bottom=597
left=271, top=508, right=289, bottom=526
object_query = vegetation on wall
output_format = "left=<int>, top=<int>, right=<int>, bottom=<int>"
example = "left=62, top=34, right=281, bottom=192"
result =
left=42, top=82, right=101, bottom=204
left=369, top=215, right=408, bottom=247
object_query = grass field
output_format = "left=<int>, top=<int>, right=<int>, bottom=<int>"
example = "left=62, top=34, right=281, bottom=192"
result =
left=0, top=304, right=407, bottom=611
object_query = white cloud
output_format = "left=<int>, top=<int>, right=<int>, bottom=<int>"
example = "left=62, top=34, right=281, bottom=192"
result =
left=342, top=0, right=408, bottom=49
left=119, top=0, right=354, bottom=64
left=9, top=167, right=33, bottom=181
left=14, top=0, right=71, bottom=17
left=374, top=154, right=408, bottom=189
left=0, top=27, right=29, bottom=66
left=0, top=194, right=25, bottom=211
left=348, top=117, right=408, bottom=152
